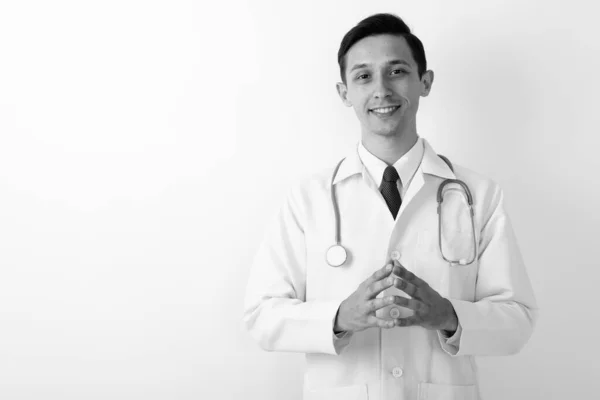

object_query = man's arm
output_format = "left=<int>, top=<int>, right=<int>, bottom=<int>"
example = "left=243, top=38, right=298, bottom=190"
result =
left=437, top=183, right=539, bottom=356
left=243, top=184, right=351, bottom=355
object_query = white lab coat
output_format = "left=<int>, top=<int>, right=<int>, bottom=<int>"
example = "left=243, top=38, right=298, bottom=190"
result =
left=243, top=139, right=539, bottom=400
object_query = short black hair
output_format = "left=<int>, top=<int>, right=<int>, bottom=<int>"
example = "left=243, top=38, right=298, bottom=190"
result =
left=337, top=13, right=427, bottom=83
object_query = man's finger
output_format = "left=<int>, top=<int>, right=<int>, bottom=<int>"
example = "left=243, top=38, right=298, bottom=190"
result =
left=366, top=295, right=400, bottom=313
left=390, top=296, right=427, bottom=312
left=392, top=278, right=422, bottom=300
left=366, top=274, right=399, bottom=299
left=392, top=261, right=427, bottom=286
left=395, top=315, right=422, bottom=327
left=364, top=262, right=394, bottom=289
left=364, top=265, right=397, bottom=299
left=367, top=315, right=396, bottom=329
left=392, top=261, right=434, bottom=301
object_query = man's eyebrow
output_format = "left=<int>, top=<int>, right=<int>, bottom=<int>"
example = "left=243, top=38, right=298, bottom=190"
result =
left=349, top=59, right=412, bottom=72
left=350, top=63, right=369, bottom=72
left=388, top=59, right=412, bottom=67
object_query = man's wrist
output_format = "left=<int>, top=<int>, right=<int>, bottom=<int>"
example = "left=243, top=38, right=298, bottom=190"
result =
left=442, top=299, right=458, bottom=333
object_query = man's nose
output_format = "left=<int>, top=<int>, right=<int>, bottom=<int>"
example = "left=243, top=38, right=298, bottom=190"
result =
left=373, top=76, right=392, bottom=98
left=373, top=76, right=393, bottom=98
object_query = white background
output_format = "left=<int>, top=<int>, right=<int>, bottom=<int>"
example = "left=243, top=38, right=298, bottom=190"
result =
left=0, top=0, right=598, bottom=399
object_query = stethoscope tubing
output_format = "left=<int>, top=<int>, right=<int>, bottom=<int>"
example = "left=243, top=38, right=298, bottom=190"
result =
left=328, top=155, right=477, bottom=267
left=331, top=158, right=346, bottom=246
left=437, top=185, right=477, bottom=266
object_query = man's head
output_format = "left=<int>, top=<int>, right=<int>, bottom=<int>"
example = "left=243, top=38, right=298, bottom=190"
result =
left=336, top=13, right=434, bottom=140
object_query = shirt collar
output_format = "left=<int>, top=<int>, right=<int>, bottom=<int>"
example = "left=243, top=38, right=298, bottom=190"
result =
left=332, top=136, right=455, bottom=185
left=358, top=137, right=424, bottom=188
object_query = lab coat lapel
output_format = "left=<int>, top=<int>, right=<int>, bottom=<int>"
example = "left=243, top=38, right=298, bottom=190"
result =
left=397, top=166, right=425, bottom=220
left=397, top=138, right=455, bottom=218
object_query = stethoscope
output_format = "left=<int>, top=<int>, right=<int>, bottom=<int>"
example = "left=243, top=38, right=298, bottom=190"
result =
left=325, top=155, right=478, bottom=268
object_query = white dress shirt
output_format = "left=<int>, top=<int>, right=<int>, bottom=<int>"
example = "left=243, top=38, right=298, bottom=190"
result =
left=357, top=136, right=424, bottom=204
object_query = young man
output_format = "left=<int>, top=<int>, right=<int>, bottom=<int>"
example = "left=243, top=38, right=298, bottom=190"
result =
left=244, top=13, right=538, bottom=400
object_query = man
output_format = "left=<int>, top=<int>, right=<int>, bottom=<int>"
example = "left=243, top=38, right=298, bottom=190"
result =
left=243, top=13, right=538, bottom=400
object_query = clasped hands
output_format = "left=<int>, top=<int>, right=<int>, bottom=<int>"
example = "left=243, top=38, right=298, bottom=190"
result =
left=334, top=259, right=458, bottom=334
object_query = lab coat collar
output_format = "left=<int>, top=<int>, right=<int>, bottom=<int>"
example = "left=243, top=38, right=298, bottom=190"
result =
left=420, top=138, right=456, bottom=180
left=332, top=137, right=455, bottom=185
left=332, top=143, right=364, bottom=185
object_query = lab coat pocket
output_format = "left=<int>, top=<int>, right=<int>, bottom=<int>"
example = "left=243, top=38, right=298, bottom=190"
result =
left=418, top=382, right=477, bottom=400
left=305, top=384, right=369, bottom=400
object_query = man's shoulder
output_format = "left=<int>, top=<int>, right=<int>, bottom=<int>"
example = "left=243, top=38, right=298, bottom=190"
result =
left=287, top=162, right=340, bottom=198
left=275, top=162, right=341, bottom=223
left=449, top=162, right=505, bottom=208
left=451, top=163, right=497, bottom=187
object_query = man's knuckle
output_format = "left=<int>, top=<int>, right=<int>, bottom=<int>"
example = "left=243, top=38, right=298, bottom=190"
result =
left=366, top=300, right=376, bottom=312
left=372, top=282, right=381, bottom=293
left=357, top=282, right=365, bottom=293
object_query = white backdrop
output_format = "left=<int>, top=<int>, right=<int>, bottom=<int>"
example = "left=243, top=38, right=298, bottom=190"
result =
left=0, top=0, right=599, bottom=399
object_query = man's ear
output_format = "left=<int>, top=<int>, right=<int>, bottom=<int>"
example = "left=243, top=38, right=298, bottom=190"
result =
left=336, top=82, right=352, bottom=107
left=420, top=70, right=434, bottom=97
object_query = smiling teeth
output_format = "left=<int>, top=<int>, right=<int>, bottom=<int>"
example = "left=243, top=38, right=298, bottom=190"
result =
left=372, top=107, right=398, bottom=114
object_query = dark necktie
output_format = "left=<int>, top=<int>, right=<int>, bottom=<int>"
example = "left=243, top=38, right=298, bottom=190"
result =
left=380, top=166, right=401, bottom=219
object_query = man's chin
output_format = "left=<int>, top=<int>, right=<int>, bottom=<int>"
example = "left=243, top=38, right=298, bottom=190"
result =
left=368, top=126, right=401, bottom=137
left=359, top=118, right=405, bottom=138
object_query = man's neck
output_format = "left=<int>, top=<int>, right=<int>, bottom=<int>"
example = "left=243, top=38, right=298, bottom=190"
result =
left=361, top=129, right=418, bottom=166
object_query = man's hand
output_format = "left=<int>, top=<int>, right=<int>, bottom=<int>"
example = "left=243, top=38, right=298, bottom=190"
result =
left=389, top=260, right=458, bottom=332
left=334, top=262, right=405, bottom=333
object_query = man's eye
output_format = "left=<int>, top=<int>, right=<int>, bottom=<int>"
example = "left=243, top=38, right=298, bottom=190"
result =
left=392, top=69, right=408, bottom=75
left=356, top=74, right=369, bottom=80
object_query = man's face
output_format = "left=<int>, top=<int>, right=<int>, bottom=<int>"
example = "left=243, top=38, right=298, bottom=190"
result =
left=337, top=34, right=433, bottom=138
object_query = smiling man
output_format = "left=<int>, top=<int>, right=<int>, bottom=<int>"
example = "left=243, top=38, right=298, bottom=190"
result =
left=244, top=13, right=538, bottom=400
left=337, top=29, right=432, bottom=167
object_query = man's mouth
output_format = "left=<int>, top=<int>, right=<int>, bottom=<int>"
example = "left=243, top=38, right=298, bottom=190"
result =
left=370, top=106, right=400, bottom=117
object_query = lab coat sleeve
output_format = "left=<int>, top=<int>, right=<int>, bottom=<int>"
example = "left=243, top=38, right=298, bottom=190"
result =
left=438, top=183, right=539, bottom=357
left=437, top=322, right=463, bottom=349
left=243, top=183, right=353, bottom=355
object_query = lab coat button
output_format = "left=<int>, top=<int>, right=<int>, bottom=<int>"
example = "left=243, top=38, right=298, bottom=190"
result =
left=391, top=251, right=400, bottom=261
left=392, top=367, right=403, bottom=378
left=389, top=307, right=401, bottom=319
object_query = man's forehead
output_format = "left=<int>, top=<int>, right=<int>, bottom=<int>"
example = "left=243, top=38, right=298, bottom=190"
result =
left=346, top=34, right=415, bottom=68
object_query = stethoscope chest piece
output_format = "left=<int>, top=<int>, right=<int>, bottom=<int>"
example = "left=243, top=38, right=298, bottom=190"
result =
left=326, top=244, right=347, bottom=267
